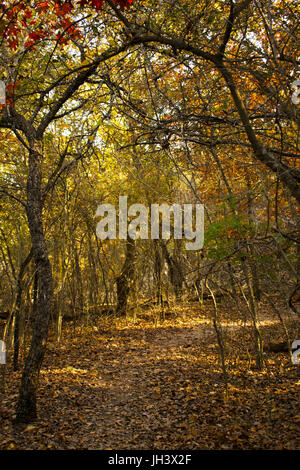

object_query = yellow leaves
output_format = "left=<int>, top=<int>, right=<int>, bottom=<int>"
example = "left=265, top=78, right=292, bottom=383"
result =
left=58, top=121, right=69, bottom=130
left=65, top=366, right=88, bottom=374
left=6, top=443, right=16, bottom=450
left=24, top=424, right=36, bottom=432
left=80, top=59, right=92, bottom=67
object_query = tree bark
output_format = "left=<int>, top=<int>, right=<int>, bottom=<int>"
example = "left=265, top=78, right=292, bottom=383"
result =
left=116, top=238, right=135, bottom=316
left=15, top=141, right=54, bottom=423
left=13, top=250, right=33, bottom=371
left=161, top=241, right=184, bottom=301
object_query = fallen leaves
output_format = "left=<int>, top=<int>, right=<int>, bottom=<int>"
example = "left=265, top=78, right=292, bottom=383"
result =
left=0, top=302, right=299, bottom=450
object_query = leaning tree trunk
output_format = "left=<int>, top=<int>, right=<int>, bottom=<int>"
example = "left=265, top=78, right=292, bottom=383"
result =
left=15, top=141, right=54, bottom=423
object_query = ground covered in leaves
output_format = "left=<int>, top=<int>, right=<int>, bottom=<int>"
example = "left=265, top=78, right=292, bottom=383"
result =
left=0, top=301, right=299, bottom=450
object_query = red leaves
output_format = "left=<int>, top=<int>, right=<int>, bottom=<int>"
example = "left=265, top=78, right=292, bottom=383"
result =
left=25, top=30, right=48, bottom=48
left=54, top=1, right=73, bottom=15
left=28, top=31, right=46, bottom=41
left=24, top=10, right=32, bottom=19
left=0, top=0, right=134, bottom=51
left=113, top=0, right=133, bottom=10
left=6, top=81, right=19, bottom=96
left=37, top=1, right=50, bottom=11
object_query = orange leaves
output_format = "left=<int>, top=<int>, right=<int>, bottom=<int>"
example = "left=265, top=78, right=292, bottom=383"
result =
left=37, top=1, right=50, bottom=11
left=114, top=0, right=133, bottom=10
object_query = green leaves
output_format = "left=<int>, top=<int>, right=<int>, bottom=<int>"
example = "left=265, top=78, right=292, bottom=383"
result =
left=205, top=213, right=255, bottom=260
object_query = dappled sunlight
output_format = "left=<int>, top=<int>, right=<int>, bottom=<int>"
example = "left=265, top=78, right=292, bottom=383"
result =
left=1, top=303, right=299, bottom=449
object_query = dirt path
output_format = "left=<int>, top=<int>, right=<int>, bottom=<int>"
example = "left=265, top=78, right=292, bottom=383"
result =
left=49, top=322, right=218, bottom=449
left=0, top=307, right=299, bottom=449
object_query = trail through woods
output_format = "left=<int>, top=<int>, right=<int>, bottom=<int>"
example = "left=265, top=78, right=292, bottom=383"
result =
left=0, top=303, right=299, bottom=450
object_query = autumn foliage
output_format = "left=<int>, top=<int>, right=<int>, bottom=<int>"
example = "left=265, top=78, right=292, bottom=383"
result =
left=0, top=0, right=133, bottom=50
left=0, top=0, right=299, bottom=449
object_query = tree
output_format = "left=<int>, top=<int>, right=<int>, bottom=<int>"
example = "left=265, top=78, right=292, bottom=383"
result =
left=0, top=0, right=298, bottom=424
left=0, top=0, right=135, bottom=422
left=105, top=0, right=300, bottom=203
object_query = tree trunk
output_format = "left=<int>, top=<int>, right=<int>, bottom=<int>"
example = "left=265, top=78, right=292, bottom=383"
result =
left=153, top=240, right=163, bottom=305
left=15, top=141, right=54, bottom=423
left=161, top=241, right=184, bottom=301
left=13, top=250, right=33, bottom=371
left=116, top=238, right=135, bottom=316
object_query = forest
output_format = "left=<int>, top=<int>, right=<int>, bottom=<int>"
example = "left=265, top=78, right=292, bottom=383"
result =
left=0, top=0, right=299, bottom=452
